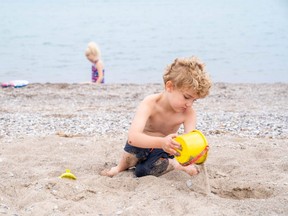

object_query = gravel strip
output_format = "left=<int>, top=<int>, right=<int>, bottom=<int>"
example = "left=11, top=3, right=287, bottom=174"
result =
left=1, top=83, right=287, bottom=140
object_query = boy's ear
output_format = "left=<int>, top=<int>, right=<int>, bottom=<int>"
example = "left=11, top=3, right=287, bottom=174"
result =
left=165, top=81, right=174, bottom=92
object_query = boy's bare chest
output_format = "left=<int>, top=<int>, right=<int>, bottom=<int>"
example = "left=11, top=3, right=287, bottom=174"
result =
left=145, top=111, right=185, bottom=135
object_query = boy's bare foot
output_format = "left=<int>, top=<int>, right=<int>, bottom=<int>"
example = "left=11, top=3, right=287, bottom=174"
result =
left=169, top=159, right=200, bottom=176
left=100, top=167, right=119, bottom=177
left=183, top=164, right=200, bottom=176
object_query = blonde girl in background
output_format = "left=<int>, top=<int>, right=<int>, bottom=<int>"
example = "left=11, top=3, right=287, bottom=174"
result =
left=85, top=42, right=105, bottom=83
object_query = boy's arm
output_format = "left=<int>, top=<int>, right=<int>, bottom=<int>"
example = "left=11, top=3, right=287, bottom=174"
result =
left=128, top=98, right=180, bottom=155
left=183, top=108, right=196, bottom=133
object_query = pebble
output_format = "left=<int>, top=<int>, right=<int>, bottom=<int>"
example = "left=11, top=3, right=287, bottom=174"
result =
left=186, top=179, right=193, bottom=189
left=0, top=83, right=287, bottom=140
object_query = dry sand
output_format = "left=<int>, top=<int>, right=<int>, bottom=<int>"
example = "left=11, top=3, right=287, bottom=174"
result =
left=0, top=83, right=287, bottom=215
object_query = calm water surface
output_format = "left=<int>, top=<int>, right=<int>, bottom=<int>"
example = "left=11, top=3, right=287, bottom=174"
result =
left=0, top=0, right=287, bottom=83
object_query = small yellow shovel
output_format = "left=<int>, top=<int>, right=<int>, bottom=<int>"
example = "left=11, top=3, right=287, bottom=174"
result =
left=59, top=169, right=77, bottom=180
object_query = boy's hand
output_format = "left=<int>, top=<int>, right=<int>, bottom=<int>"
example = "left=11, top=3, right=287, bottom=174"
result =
left=162, top=134, right=181, bottom=156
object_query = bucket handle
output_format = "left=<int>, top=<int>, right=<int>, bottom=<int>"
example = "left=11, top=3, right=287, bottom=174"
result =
left=182, top=145, right=209, bottom=166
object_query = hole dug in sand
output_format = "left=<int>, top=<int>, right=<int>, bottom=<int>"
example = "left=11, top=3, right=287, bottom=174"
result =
left=189, top=167, right=275, bottom=199
left=211, top=183, right=274, bottom=200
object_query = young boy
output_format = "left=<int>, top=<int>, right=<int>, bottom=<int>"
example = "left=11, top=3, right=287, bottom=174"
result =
left=101, top=57, right=211, bottom=177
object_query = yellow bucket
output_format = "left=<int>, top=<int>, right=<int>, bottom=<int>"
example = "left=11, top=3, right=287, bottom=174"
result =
left=174, top=130, right=209, bottom=165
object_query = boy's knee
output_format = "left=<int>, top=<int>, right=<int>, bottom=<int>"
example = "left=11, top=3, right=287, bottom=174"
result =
left=135, top=158, right=169, bottom=177
left=150, top=158, right=169, bottom=176
left=122, top=152, right=138, bottom=167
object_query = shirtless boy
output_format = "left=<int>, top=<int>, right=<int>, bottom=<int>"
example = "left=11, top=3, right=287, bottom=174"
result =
left=101, top=56, right=211, bottom=177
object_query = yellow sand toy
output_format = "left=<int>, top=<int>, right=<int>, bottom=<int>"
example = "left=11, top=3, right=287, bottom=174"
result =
left=174, top=130, right=209, bottom=165
left=59, top=169, right=77, bottom=180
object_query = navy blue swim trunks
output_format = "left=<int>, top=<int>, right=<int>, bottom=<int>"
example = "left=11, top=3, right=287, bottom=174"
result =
left=124, top=142, right=174, bottom=177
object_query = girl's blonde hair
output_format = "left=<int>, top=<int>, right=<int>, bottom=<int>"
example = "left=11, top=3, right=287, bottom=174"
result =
left=85, top=42, right=101, bottom=58
left=163, top=57, right=212, bottom=98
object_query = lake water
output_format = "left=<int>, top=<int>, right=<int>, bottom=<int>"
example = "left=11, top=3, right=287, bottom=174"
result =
left=0, top=0, right=287, bottom=84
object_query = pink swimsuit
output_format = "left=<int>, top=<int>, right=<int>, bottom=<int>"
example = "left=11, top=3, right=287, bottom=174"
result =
left=91, top=64, right=105, bottom=83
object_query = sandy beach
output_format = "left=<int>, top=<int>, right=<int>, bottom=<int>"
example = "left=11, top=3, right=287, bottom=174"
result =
left=0, top=83, right=287, bottom=215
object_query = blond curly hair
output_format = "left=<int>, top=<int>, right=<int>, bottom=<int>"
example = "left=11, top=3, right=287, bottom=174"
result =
left=163, top=57, right=212, bottom=98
